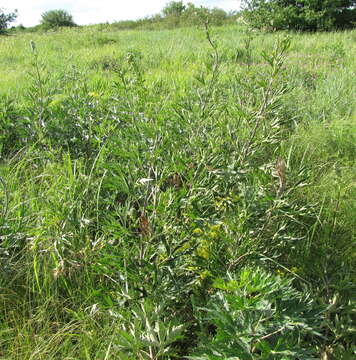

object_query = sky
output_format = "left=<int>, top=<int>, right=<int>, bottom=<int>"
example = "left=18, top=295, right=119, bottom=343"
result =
left=1, top=1, right=241, bottom=27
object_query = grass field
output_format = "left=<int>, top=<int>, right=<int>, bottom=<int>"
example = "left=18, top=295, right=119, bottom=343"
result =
left=0, top=24, right=355, bottom=359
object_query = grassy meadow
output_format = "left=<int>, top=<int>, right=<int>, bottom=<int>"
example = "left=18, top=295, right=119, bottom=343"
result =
left=0, top=24, right=355, bottom=359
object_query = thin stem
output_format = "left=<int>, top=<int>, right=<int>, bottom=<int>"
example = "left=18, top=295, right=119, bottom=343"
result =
left=33, top=53, right=45, bottom=131
left=0, top=176, right=9, bottom=219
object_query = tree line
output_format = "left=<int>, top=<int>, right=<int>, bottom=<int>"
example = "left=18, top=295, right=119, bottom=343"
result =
left=1, top=1, right=355, bottom=34
left=0, top=2, right=237, bottom=34
left=242, top=0, right=356, bottom=31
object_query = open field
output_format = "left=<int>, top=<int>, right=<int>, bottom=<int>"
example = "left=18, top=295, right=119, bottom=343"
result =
left=0, top=25, right=355, bottom=358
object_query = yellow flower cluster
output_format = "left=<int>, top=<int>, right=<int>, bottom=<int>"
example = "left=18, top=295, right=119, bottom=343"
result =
left=192, top=222, right=225, bottom=260
left=196, top=239, right=210, bottom=260
left=276, top=269, right=286, bottom=277
left=199, top=270, right=211, bottom=280
left=214, top=193, right=240, bottom=211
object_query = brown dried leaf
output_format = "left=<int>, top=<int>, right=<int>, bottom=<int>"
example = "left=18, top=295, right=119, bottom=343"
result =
left=276, top=157, right=286, bottom=196
left=166, top=173, right=183, bottom=189
left=139, top=212, right=152, bottom=237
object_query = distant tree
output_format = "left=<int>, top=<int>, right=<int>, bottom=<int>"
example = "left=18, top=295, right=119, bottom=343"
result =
left=242, top=0, right=356, bottom=31
left=162, top=1, right=186, bottom=17
left=180, top=3, right=205, bottom=24
left=180, top=3, right=228, bottom=26
left=9, top=24, right=26, bottom=34
left=162, top=1, right=186, bottom=27
left=209, top=7, right=228, bottom=25
left=41, top=9, right=76, bottom=29
left=0, top=8, right=17, bottom=34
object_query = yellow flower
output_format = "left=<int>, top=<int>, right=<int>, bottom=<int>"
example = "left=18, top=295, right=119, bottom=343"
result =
left=179, top=242, right=191, bottom=252
left=88, top=91, right=100, bottom=98
left=209, top=223, right=222, bottom=232
left=193, top=228, right=203, bottom=235
left=186, top=266, right=199, bottom=272
left=199, top=270, right=211, bottom=280
left=196, top=240, right=210, bottom=260
left=208, top=231, right=218, bottom=239
left=276, top=269, right=285, bottom=277
left=159, top=253, right=167, bottom=261
left=214, top=197, right=233, bottom=210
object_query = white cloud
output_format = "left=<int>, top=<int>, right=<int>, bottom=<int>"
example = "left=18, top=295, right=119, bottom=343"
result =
left=2, top=0, right=240, bottom=27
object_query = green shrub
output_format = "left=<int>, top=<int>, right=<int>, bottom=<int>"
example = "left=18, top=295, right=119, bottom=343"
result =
left=40, top=9, right=77, bottom=29
left=162, top=1, right=186, bottom=17
left=242, top=0, right=356, bottom=31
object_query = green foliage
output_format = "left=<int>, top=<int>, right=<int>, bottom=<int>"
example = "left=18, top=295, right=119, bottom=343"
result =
left=162, top=1, right=186, bottom=28
left=109, top=2, right=233, bottom=30
left=14, top=3, right=236, bottom=33
left=0, top=96, right=27, bottom=156
left=242, top=0, right=356, bottom=31
left=115, top=300, right=185, bottom=359
left=191, top=268, right=323, bottom=359
left=180, top=3, right=229, bottom=27
left=40, top=9, right=77, bottom=29
left=162, top=1, right=186, bottom=17
left=0, top=24, right=355, bottom=359
left=0, top=8, right=17, bottom=34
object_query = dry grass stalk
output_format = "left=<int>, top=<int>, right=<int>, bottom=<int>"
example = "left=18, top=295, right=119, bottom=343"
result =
left=276, top=157, right=286, bottom=197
